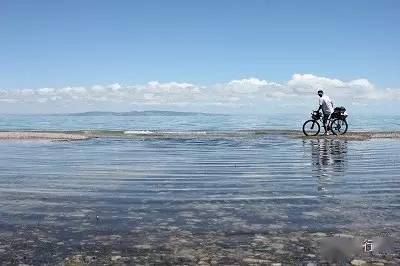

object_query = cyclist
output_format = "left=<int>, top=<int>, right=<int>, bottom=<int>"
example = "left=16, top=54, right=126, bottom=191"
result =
left=317, top=90, right=334, bottom=135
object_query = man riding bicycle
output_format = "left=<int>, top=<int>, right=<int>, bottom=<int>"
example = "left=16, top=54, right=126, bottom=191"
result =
left=317, top=90, right=334, bottom=135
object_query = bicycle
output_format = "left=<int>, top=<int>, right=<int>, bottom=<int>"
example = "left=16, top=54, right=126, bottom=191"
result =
left=302, top=108, right=348, bottom=136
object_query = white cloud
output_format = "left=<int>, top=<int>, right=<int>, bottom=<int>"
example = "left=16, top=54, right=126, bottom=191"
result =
left=287, top=74, right=400, bottom=101
left=0, top=74, right=399, bottom=113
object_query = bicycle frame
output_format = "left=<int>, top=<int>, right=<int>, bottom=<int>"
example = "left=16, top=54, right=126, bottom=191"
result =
left=308, top=111, right=333, bottom=132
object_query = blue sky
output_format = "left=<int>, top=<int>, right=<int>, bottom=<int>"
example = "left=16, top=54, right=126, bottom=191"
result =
left=0, top=0, right=399, bottom=113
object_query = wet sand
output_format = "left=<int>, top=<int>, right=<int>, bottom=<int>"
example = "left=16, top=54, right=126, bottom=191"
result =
left=0, top=132, right=90, bottom=141
left=0, top=130, right=400, bottom=141
left=302, top=131, right=400, bottom=141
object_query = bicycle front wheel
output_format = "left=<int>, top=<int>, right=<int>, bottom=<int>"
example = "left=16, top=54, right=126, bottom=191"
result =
left=330, top=118, right=348, bottom=135
left=303, top=120, right=320, bottom=136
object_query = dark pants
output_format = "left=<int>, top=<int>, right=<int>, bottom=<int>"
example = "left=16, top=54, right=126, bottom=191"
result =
left=323, top=113, right=330, bottom=131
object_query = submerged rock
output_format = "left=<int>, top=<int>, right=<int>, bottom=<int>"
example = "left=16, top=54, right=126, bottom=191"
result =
left=351, top=259, right=367, bottom=266
left=243, top=257, right=270, bottom=264
left=311, top=232, right=327, bottom=238
left=134, top=244, right=152, bottom=250
left=334, top=233, right=354, bottom=239
left=111, top=255, right=122, bottom=261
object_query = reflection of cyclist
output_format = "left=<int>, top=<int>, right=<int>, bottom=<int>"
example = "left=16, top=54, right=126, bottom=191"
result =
left=307, top=139, right=348, bottom=192
left=317, top=90, right=334, bottom=135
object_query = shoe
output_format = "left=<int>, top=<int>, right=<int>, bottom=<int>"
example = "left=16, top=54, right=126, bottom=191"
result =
left=323, top=132, right=330, bottom=136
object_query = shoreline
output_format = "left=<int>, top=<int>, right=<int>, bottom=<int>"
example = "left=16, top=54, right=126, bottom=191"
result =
left=0, top=130, right=400, bottom=141
left=0, top=132, right=91, bottom=141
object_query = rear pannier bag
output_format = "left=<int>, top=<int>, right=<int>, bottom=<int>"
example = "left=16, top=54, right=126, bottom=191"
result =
left=334, top=106, right=346, bottom=113
left=331, top=106, right=346, bottom=119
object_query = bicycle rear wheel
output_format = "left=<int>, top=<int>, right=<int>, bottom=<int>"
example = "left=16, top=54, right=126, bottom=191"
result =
left=303, top=120, right=320, bottom=136
left=330, top=118, right=348, bottom=135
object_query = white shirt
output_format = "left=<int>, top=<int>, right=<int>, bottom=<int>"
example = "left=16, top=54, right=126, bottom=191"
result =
left=319, top=95, right=334, bottom=114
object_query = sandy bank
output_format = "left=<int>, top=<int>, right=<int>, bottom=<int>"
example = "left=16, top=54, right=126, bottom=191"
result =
left=301, top=131, right=400, bottom=141
left=0, top=130, right=400, bottom=141
left=0, top=132, right=91, bottom=141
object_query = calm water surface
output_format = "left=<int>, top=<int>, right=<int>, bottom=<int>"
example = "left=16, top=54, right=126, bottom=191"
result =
left=0, top=134, right=399, bottom=264
left=0, top=113, right=399, bottom=131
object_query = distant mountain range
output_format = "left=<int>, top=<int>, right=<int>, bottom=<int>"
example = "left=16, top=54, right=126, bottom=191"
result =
left=64, top=110, right=226, bottom=116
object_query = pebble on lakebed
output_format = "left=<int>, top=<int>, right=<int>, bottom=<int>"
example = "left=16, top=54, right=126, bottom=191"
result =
left=351, top=259, right=367, bottom=266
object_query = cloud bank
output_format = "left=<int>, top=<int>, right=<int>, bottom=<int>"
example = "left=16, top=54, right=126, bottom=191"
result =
left=0, top=74, right=399, bottom=113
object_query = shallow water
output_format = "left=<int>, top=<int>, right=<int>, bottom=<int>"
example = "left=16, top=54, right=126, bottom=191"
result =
left=0, top=136, right=399, bottom=264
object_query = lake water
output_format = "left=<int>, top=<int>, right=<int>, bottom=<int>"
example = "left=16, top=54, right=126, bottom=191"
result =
left=0, top=113, right=399, bottom=132
left=0, top=113, right=399, bottom=264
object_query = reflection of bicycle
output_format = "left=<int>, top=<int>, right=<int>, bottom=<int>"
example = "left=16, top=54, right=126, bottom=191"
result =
left=303, top=107, right=348, bottom=136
